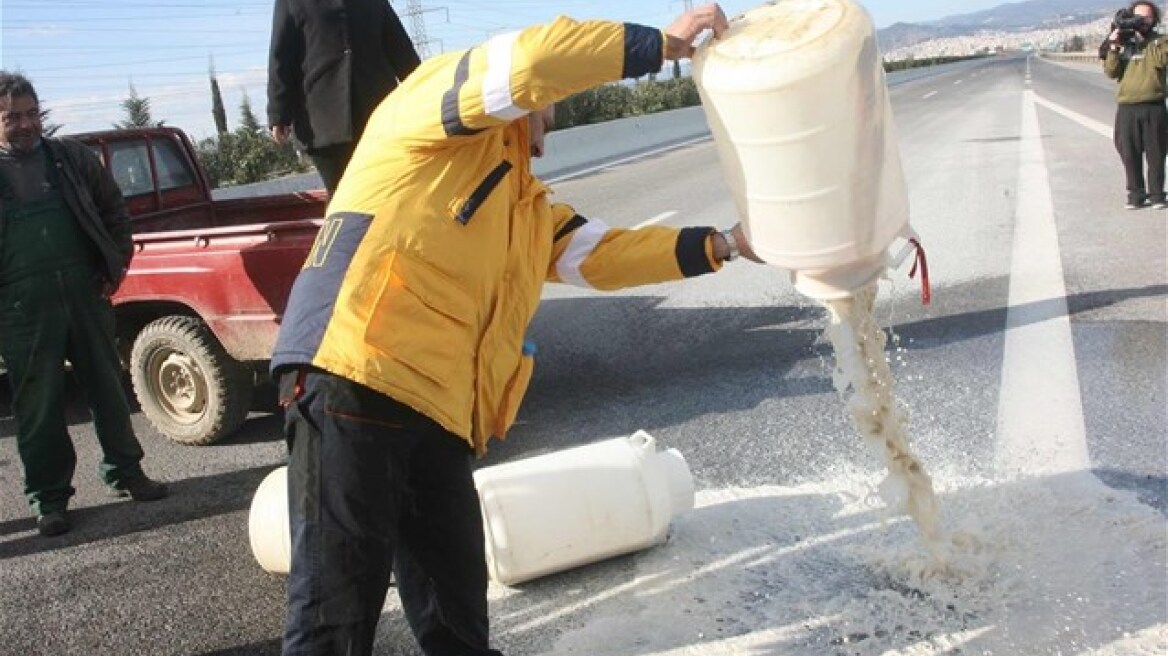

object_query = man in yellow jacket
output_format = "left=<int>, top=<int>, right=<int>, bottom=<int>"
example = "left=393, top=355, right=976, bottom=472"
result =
left=271, top=4, right=752, bottom=655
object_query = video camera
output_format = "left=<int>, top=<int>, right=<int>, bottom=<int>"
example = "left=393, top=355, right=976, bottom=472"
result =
left=1111, top=8, right=1148, bottom=45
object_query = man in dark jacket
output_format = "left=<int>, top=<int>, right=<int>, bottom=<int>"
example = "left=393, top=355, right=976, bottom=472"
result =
left=267, top=0, right=421, bottom=194
left=1103, top=1, right=1168, bottom=210
left=0, top=71, right=167, bottom=538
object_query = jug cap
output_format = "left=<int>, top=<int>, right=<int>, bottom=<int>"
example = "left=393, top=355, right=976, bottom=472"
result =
left=789, top=254, right=886, bottom=300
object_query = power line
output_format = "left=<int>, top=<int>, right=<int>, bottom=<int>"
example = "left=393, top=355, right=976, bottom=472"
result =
left=5, top=26, right=265, bottom=34
left=5, top=0, right=272, bottom=7
left=8, top=43, right=261, bottom=52
left=396, top=0, right=451, bottom=57
left=18, top=0, right=693, bottom=116
left=4, top=13, right=268, bottom=24
left=17, top=47, right=258, bottom=73
left=30, top=65, right=265, bottom=82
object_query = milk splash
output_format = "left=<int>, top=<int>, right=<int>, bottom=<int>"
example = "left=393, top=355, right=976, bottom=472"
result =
left=823, top=283, right=942, bottom=555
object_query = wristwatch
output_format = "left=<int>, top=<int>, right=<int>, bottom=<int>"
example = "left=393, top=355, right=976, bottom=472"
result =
left=719, top=229, right=740, bottom=262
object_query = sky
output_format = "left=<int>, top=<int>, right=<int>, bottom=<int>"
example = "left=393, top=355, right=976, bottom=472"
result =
left=0, top=0, right=1006, bottom=141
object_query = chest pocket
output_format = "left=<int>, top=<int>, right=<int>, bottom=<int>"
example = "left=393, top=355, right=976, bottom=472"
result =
left=448, top=161, right=512, bottom=225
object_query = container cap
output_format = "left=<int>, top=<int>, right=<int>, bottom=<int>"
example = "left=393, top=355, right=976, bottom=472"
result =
left=789, top=254, right=887, bottom=300
left=658, top=448, right=695, bottom=513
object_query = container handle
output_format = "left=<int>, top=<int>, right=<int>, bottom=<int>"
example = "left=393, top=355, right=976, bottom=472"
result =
left=907, top=237, right=931, bottom=306
left=629, top=430, right=655, bottom=452
left=887, top=227, right=931, bottom=306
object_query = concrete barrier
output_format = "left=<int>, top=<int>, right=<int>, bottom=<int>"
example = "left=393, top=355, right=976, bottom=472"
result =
left=1041, top=52, right=1103, bottom=65
left=533, top=105, right=711, bottom=180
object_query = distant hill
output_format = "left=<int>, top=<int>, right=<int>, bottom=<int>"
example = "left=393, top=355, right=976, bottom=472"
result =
left=877, top=23, right=965, bottom=52
left=877, top=0, right=1116, bottom=51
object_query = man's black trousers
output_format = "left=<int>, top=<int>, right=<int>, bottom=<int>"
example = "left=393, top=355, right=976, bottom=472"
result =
left=280, top=370, right=501, bottom=656
left=307, top=142, right=356, bottom=197
left=1114, top=101, right=1168, bottom=204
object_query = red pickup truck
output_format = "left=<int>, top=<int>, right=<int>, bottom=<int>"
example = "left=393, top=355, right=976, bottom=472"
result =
left=74, top=126, right=325, bottom=445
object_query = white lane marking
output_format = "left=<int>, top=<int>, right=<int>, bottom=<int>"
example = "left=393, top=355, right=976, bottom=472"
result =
left=633, top=210, right=678, bottom=230
left=954, top=79, right=963, bottom=85
left=1033, top=93, right=1111, bottom=138
left=994, top=89, right=1090, bottom=479
left=922, top=90, right=938, bottom=99
left=545, top=135, right=711, bottom=184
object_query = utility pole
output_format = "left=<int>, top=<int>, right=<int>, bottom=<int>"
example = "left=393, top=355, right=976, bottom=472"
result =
left=393, top=0, right=447, bottom=58
left=401, top=0, right=430, bottom=58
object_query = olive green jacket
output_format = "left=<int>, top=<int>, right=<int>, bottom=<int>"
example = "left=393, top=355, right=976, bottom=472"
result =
left=1104, top=32, right=1168, bottom=104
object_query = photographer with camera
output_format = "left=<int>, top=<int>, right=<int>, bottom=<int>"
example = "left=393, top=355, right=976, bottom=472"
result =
left=1103, top=1, right=1168, bottom=210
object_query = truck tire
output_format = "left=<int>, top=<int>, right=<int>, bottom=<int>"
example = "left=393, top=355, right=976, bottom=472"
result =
left=130, top=316, right=253, bottom=445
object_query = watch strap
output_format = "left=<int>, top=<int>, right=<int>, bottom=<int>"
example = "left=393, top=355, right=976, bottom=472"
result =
left=720, top=229, right=740, bottom=262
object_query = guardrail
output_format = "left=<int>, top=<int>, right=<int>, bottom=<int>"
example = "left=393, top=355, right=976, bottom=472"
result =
left=1041, top=52, right=1102, bottom=64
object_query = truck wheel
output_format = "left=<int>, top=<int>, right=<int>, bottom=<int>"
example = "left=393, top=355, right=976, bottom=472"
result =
left=130, top=316, right=253, bottom=445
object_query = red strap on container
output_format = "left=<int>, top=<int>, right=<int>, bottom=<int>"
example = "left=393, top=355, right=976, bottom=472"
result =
left=908, top=238, right=931, bottom=306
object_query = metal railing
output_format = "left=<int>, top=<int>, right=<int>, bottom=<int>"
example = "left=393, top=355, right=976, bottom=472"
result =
left=1041, top=51, right=1102, bottom=64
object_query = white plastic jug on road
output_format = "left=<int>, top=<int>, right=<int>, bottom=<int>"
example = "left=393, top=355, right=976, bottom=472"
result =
left=248, top=464, right=291, bottom=575
left=694, top=0, right=927, bottom=301
left=248, top=431, right=694, bottom=586
left=475, top=430, right=694, bottom=585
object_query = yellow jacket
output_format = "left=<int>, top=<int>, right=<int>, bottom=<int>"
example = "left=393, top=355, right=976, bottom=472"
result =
left=272, top=17, right=723, bottom=454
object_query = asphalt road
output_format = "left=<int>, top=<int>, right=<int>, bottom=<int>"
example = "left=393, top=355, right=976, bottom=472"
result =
left=0, top=53, right=1164, bottom=655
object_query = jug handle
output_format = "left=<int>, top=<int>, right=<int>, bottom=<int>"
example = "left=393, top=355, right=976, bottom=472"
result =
left=629, top=430, right=656, bottom=452
left=887, top=227, right=931, bottom=306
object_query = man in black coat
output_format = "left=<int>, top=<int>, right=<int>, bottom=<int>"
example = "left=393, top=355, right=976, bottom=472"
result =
left=267, top=0, right=421, bottom=194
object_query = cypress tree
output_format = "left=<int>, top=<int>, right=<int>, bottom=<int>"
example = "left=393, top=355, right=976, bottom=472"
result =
left=210, top=60, right=228, bottom=135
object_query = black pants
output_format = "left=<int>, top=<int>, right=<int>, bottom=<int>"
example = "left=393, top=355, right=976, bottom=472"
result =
left=308, top=142, right=357, bottom=196
left=1114, top=101, right=1168, bottom=204
left=280, top=370, right=502, bottom=656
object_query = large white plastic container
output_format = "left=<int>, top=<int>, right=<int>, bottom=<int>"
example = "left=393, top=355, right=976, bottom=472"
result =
left=475, top=430, right=694, bottom=586
left=249, top=465, right=291, bottom=574
left=693, top=0, right=915, bottom=300
left=247, top=431, right=694, bottom=583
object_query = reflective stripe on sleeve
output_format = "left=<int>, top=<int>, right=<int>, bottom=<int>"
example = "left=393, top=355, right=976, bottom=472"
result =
left=442, top=51, right=483, bottom=137
left=556, top=218, right=610, bottom=288
left=483, top=31, right=527, bottom=122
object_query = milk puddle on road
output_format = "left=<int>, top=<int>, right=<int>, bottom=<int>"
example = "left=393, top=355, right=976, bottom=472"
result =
left=522, top=283, right=1167, bottom=656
